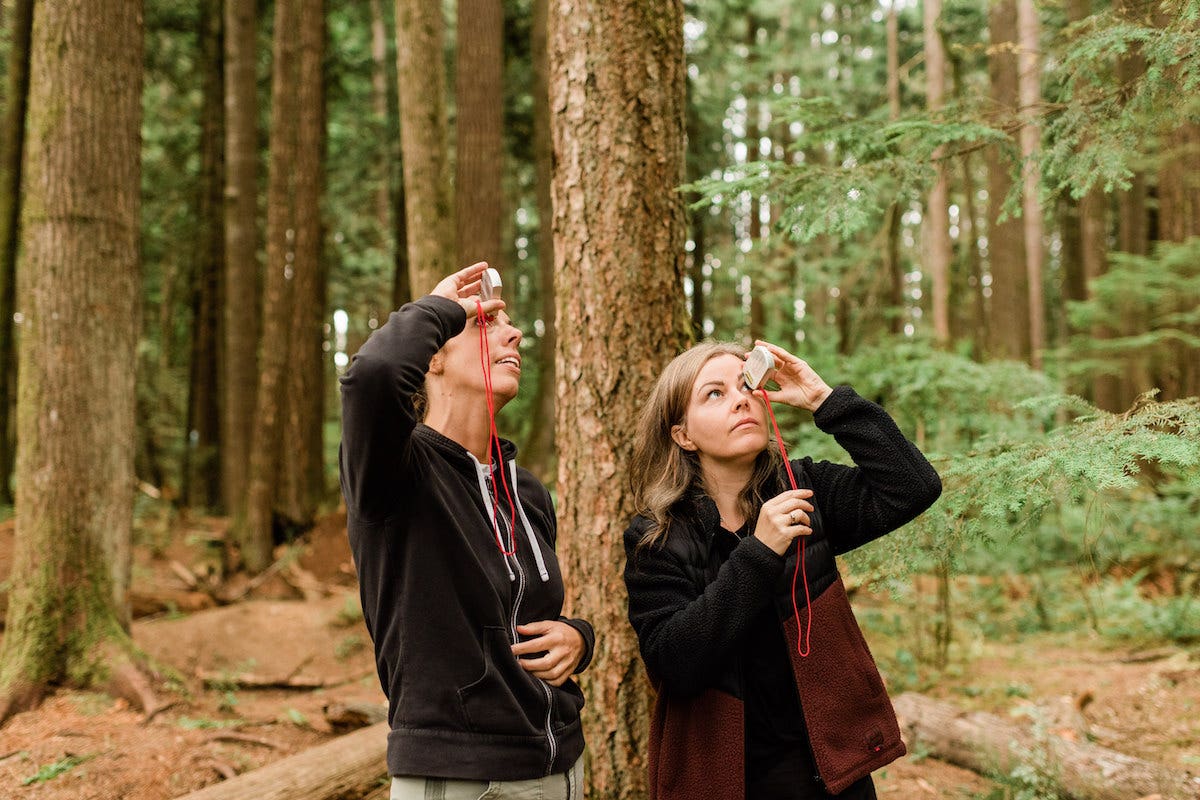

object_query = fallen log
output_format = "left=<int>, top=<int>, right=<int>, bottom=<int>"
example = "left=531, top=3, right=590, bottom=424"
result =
left=894, top=692, right=1200, bottom=800
left=196, top=669, right=325, bottom=690
left=173, top=720, right=388, bottom=800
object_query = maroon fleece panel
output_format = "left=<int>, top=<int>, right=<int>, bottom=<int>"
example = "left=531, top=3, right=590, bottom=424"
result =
left=649, top=686, right=745, bottom=800
left=784, top=577, right=906, bottom=795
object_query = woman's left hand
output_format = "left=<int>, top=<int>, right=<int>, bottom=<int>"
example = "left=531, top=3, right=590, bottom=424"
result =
left=512, top=621, right=585, bottom=686
left=753, top=340, right=833, bottom=412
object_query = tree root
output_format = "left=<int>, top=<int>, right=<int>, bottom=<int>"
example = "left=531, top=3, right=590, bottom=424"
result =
left=0, top=679, right=47, bottom=726
left=103, top=644, right=169, bottom=722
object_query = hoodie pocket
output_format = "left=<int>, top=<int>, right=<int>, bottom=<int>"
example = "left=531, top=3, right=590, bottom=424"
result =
left=457, top=627, right=546, bottom=736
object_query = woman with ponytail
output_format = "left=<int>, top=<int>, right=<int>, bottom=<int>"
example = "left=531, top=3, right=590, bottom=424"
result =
left=623, top=341, right=940, bottom=800
left=340, top=262, right=591, bottom=800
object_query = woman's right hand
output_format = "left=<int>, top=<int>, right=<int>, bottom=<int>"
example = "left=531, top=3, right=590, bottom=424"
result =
left=431, top=261, right=506, bottom=319
left=753, top=489, right=815, bottom=556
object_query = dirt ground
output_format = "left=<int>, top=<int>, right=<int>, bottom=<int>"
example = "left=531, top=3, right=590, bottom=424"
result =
left=0, top=514, right=1195, bottom=799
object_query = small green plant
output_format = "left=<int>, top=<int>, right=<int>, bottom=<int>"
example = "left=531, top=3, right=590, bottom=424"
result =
left=218, top=690, right=238, bottom=712
left=284, top=708, right=310, bottom=727
left=335, top=633, right=366, bottom=661
left=177, top=717, right=246, bottom=730
left=23, top=754, right=95, bottom=786
left=332, top=594, right=364, bottom=627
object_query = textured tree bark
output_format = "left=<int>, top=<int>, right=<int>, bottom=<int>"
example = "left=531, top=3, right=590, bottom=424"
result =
left=277, top=0, right=327, bottom=531
left=1017, top=0, right=1045, bottom=369
left=550, top=1, right=690, bottom=796
left=185, top=0, right=226, bottom=510
left=0, top=0, right=33, bottom=506
left=455, top=0, right=504, bottom=269
left=895, top=693, right=1200, bottom=800
left=924, top=0, right=952, bottom=348
left=222, top=0, right=261, bottom=515
left=520, top=0, right=557, bottom=484
left=395, top=0, right=454, bottom=295
left=985, top=0, right=1030, bottom=361
left=0, top=0, right=148, bottom=721
left=240, top=0, right=301, bottom=572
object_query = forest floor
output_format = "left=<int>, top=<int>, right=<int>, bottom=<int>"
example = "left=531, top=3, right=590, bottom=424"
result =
left=0, top=512, right=1196, bottom=800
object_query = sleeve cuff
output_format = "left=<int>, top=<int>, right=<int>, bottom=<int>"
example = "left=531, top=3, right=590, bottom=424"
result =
left=811, top=384, right=863, bottom=429
left=561, top=617, right=595, bottom=674
left=415, top=294, right=468, bottom=338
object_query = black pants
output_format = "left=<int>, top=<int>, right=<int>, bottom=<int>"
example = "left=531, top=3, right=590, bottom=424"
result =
left=748, top=756, right=877, bottom=800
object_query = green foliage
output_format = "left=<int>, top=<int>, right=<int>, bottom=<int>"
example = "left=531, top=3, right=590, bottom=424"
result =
left=22, top=754, right=95, bottom=786
left=1061, top=237, right=1200, bottom=387
left=1043, top=3, right=1200, bottom=199
left=686, top=99, right=1008, bottom=243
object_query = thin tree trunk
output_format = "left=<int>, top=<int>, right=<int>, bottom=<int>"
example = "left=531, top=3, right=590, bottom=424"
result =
left=240, top=0, right=301, bottom=572
left=924, top=0, right=952, bottom=347
left=277, top=0, right=326, bottom=530
left=985, top=0, right=1029, bottom=361
left=885, top=4, right=903, bottom=337
left=395, top=0, right=454, bottom=295
left=0, top=0, right=148, bottom=721
left=550, top=1, right=690, bottom=796
left=222, top=0, right=260, bottom=515
left=369, top=0, right=392, bottom=256
left=185, top=0, right=226, bottom=510
left=960, top=153, right=987, bottom=353
left=455, top=0, right=504, bottom=268
left=1115, top=9, right=1151, bottom=403
left=521, top=0, right=556, bottom=483
left=0, top=0, right=34, bottom=506
left=1017, top=0, right=1045, bottom=369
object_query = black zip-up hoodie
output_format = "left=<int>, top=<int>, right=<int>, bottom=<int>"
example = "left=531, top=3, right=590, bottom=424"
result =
left=338, top=295, right=594, bottom=780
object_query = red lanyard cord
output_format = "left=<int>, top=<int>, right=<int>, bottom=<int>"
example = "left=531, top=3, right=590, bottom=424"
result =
left=757, top=388, right=812, bottom=657
left=476, top=301, right=517, bottom=555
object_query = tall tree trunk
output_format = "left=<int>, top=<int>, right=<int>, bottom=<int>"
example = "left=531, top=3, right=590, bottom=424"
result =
left=1115, top=2, right=1150, bottom=403
left=0, top=0, right=152, bottom=722
left=277, top=0, right=326, bottom=530
left=185, top=0, right=226, bottom=510
left=395, top=0, right=454, bottom=295
left=924, top=0, right=952, bottom=347
left=884, top=3, right=903, bottom=337
left=985, top=0, right=1029, bottom=361
left=1157, top=121, right=1200, bottom=398
left=1017, top=0, right=1045, bottom=369
left=521, top=0, right=556, bottom=483
left=240, top=0, right=301, bottom=572
left=960, top=153, right=987, bottom=353
left=222, top=0, right=260, bottom=515
left=369, top=0, right=392, bottom=257
left=549, top=1, right=690, bottom=797
left=746, top=16, right=767, bottom=344
left=378, top=0, right=409, bottom=309
left=455, top=0, right=504, bottom=268
left=0, top=0, right=33, bottom=506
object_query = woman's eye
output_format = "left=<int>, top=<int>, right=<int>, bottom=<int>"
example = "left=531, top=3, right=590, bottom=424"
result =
left=706, top=389, right=723, bottom=400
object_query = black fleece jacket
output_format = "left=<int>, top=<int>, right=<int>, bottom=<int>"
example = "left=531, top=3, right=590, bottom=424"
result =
left=339, top=295, right=594, bottom=781
left=625, top=386, right=941, bottom=696
left=624, top=387, right=941, bottom=798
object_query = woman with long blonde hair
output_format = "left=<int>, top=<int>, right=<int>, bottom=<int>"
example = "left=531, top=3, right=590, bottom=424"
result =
left=623, top=340, right=941, bottom=800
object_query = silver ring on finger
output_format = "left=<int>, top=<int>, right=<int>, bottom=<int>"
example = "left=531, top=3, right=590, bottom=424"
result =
left=789, top=511, right=798, bottom=526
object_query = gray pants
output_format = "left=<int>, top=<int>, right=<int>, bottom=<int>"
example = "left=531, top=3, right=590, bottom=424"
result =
left=390, top=757, right=584, bottom=800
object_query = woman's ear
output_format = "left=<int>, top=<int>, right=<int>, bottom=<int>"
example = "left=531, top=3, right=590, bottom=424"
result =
left=428, top=351, right=445, bottom=376
left=670, top=423, right=697, bottom=452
